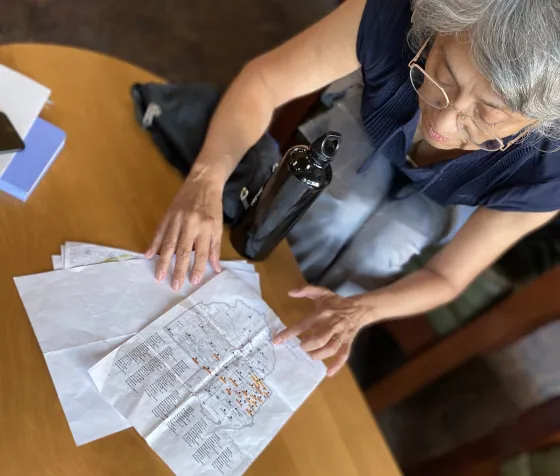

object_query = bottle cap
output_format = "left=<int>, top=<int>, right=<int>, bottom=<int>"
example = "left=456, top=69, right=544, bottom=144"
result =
left=309, top=131, right=342, bottom=166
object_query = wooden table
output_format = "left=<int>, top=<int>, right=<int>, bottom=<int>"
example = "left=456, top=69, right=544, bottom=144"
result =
left=0, top=44, right=401, bottom=476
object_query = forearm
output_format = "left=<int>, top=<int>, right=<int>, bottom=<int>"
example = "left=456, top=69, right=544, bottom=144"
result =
left=190, top=0, right=364, bottom=187
left=192, top=59, right=277, bottom=186
left=354, top=208, right=559, bottom=325
left=355, top=268, right=461, bottom=324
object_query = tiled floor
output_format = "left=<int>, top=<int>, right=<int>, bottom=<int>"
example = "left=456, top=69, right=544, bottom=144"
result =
left=0, top=0, right=336, bottom=84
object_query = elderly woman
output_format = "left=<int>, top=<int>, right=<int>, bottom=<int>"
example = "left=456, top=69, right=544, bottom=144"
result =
left=147, top=0, right=560, bottom=376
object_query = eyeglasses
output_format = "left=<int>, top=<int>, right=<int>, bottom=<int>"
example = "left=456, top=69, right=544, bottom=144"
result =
left=408, top=39, right=525, bottom=152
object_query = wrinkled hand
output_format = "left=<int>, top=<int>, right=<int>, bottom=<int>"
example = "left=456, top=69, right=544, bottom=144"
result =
left=273, top=286, right=373, bottom=377
left=146, top=171, right=223, bottom=290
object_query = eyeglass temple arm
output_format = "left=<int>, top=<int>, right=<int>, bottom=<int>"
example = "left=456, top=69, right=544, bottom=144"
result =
left=503, top=127, right=533, bottom=150
left=408, top=37, right=432, bottom=67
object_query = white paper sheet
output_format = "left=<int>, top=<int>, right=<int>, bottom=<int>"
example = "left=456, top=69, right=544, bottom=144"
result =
left=53, top=243, right=254, bottom=275
left=89, top=271, right=326, bottom=476
left=62, top=241, right=145, bottom=269
left=52, top=241, right=144, bottom=271
left=15, top=256, right=260, bottom=446
left=0, top=64, right=51, bottom=175
left=51, top=255, right=63, bottom=270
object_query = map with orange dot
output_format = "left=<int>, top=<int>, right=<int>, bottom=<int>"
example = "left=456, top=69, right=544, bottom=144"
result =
left=163, top=301, right=275, bottom=429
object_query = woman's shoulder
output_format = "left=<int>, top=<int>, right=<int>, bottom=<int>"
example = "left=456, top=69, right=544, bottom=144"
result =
left=357, top=0, right=413, bottom=72
left=483, top=139, right=560, bottom=212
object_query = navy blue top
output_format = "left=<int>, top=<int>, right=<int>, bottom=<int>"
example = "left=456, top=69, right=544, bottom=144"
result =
left=357, top=0, right=560, bottom=212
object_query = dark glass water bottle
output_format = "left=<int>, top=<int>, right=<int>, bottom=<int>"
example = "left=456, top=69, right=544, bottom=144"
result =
left=230, top=131, right=342, bottom=261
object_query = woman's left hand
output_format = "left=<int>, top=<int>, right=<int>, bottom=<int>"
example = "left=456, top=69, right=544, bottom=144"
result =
left=272, top=285, right=375, bottom=377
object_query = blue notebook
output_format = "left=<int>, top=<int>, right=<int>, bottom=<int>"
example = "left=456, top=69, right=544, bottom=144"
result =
left=0, top=118, right=66, bottom=201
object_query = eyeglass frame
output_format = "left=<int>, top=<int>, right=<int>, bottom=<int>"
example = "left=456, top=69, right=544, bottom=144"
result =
left=408, top=38, right=529, bottom=152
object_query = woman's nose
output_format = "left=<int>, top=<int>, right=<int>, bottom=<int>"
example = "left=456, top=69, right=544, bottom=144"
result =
left=430, top=107, right=458, bottom=134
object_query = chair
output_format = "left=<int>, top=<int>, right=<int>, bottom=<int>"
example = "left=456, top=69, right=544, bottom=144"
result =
left=366, top=266, right=560, bottom=475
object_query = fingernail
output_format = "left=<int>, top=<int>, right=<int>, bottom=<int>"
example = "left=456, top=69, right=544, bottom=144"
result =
left=156, top=270, right=164, bottom=281
left=327, top=366, right=340, bottom=377
left=272, top=336, right=281, bottom=345
left=172, top=279, right=180, bottom=291
left=191, top=276, right=200, bottom=285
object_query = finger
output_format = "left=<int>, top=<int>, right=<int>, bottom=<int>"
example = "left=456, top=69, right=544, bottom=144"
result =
left=171, top=229, right=196, bottom=291
left=300, top=323, right=337, bottom=353
left=288, top=285, right=333, bottom=301
left=145, top=215, right=170, bottom=258
left=272, top=315, right=316, bottom=345
left=208, top=229, right=222, bottom=273
left=155, top=216, right=182, bottom=281
left=326, top=343, right=351, bottom=377
left=190, top=231, right=212, bottom=285
left=307, top=335, right=342, bottom=361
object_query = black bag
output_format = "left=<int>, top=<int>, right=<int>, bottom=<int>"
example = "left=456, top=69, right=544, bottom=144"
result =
left=131, top=83, right=281, bottom=225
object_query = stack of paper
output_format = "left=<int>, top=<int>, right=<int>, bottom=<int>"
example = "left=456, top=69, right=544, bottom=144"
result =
left=15, top=242, right=326, bottom=476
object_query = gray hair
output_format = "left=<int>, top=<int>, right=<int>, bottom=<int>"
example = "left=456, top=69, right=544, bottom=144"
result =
left=409, top=0, right=560, bottom=139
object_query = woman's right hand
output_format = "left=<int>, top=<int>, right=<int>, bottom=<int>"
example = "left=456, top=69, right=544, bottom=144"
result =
left=146, top=168, right=224, bottom=290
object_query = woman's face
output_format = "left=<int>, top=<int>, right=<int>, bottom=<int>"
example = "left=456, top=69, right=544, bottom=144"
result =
left=418, top=35, right=535, bottom=151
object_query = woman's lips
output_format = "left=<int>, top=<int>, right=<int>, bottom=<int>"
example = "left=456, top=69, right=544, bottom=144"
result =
left=425, top=120, right=448, bottom=142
